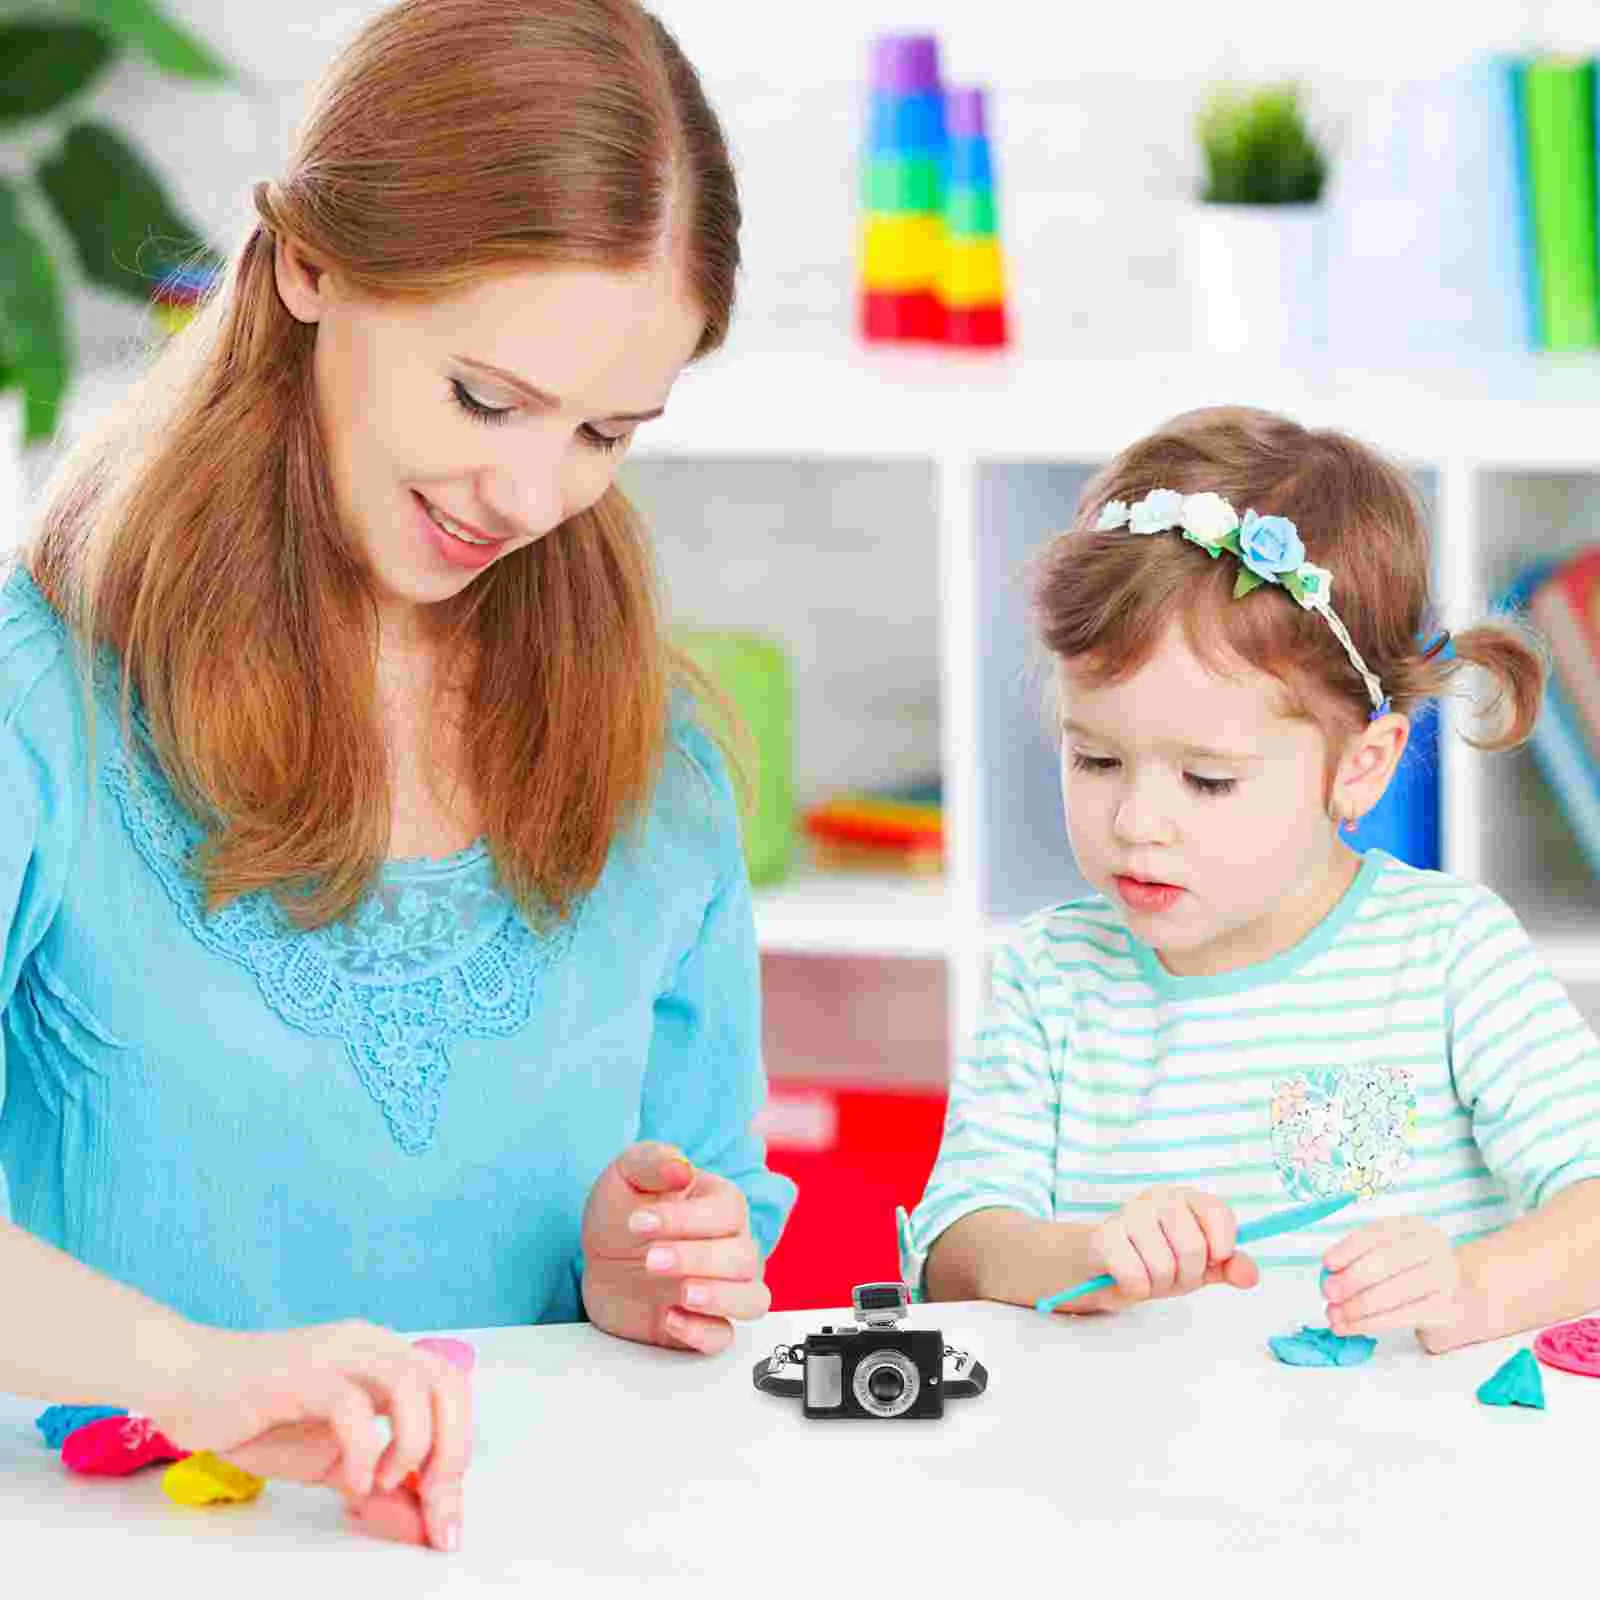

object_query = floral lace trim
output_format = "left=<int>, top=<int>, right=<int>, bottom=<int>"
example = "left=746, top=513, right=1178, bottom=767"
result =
left=101, top=720, right=578, bottom=1156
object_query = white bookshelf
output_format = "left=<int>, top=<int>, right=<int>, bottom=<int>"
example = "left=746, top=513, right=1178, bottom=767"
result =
left=41, top=344, right=1600, bottom=1077
left=624, top=341, right=1600, bottom=1060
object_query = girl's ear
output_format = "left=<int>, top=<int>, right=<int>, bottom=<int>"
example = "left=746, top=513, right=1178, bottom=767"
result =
left=1330, top=711, right=1410, bottom=829
left=273, top=236, right=334, bottom=325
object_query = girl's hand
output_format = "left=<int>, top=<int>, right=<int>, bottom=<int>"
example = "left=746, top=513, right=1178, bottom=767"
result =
left=1077, top=1185, right=1259, bottom=1311
left=147, top=1319, right=471, bottom=1552
left=581, top=1140, right=770, bottom=1354
left=1322, top=1217, right=1464, bottom=1339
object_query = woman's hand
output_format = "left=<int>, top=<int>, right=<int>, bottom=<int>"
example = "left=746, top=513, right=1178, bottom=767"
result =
left=1071, top=1185, right=1259, bottom=1311
left=1323, top=1216, right=1463, bottom=1341
left=581, top=1140, right=770, bottom=1354
left=148, top=1319, right=471, bottom=1552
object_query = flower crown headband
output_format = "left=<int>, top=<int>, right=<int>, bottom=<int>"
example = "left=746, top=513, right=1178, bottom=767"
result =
left=1094, top=488, right=1390, bottom=719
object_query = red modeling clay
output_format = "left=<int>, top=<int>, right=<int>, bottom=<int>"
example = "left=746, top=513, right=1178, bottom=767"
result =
left=348, top=1485, right=431, bottom=1547
left=1533, top=1315, right=1600, bottom=1378
left=62, top=1414, right=188, bottom=1476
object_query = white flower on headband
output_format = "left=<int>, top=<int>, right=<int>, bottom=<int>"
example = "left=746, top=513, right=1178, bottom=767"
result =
left=1094, top=499, right=1130, bottom=531
left=1179, top=492, right=1238, bottom=548
left=1128, top=488, right=1185, bottom=534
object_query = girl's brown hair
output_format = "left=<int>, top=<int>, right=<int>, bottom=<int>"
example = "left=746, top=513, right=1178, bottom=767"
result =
left=28, top=0, right=739, bottom=929
left=1030, top=406, right=1546, bottom=760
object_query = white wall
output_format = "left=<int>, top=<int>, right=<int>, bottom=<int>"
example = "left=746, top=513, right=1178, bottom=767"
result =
left=25, top=1, right=1596, bottom=795
left=54, top=0, right=1600, bottom=369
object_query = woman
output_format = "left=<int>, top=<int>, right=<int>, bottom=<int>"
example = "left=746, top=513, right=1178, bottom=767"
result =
left=0, top=0, right=794, bottom=1553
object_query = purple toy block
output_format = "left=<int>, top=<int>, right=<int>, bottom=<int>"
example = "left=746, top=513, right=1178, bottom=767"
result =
left=869, top=33, right=942, bottom=96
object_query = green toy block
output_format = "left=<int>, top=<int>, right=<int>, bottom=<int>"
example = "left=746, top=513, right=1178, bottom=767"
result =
left=943, top=184, right=997, bottom=238
left=863, top=155, right=943, bottom=215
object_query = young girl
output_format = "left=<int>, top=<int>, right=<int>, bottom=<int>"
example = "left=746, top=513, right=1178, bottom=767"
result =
left=900, top=406, right=1600, bottom=1352
left=0, top=0, right=792, bottom=1552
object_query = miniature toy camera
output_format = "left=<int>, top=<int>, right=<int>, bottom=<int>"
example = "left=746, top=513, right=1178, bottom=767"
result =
left=751, top=1282, right=989, bottom=1419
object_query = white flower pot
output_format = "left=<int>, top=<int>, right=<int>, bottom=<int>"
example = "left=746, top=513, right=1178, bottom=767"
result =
left=1177, top=203, right=1328, bottom=360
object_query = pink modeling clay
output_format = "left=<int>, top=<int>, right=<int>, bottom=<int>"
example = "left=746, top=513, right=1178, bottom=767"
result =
left=1533, top=1315, right=1600, bottom=1378
left=61, top=1414, right=188, bottom=1477
left=413, top=1336, right=475, bottom=1373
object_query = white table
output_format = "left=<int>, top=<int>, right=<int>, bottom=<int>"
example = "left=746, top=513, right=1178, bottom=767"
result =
left=3, top=1276, right=1594, bottom=1596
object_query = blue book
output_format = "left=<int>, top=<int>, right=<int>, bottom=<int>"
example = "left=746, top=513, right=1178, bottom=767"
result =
left=1349, top=702, right=1439, bottom=867
left=1330, top=56, right=1538, bottom=362
left=1502, top=55, right=1545, bottom=349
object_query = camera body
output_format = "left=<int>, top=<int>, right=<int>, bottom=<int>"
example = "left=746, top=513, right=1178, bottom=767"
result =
left=753, top=1282, right=988, bottom=1419
left=799, top=1319, right=947, bottom=1419
left=772, top=1282, right=949, bottom=1420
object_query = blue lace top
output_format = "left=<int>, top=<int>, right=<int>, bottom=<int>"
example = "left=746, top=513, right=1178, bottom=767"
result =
left=0, top=567, right=795, bottom=1333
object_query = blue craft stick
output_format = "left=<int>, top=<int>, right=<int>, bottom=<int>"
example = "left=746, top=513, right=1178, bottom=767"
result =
left=1034, top=1193, right=1355, bottom=1314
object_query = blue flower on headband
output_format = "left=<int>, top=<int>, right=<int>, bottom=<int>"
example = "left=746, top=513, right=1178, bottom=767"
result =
left=1237, top=510, right=1305, bottom=581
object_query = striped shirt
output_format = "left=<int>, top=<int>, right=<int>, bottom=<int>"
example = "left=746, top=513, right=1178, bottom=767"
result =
left=898, top=849, right=1600, bottom=1292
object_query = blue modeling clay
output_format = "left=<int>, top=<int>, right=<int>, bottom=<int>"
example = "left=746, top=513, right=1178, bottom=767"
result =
left=1268, top=1325, right=1377, bottom=1367
left=1476, top=1348, right=1545, bottom=1409
left=35, top=1405, right=127, bottom=1451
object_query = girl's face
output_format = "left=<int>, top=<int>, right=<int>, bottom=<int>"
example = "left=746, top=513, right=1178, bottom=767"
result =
left=274, top=242, right=704, bottom=630
left=1058, top=621, right=1365, bottom=977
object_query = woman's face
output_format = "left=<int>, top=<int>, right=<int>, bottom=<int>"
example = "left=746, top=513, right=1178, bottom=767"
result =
left=274, top=242, right=704, bottom=625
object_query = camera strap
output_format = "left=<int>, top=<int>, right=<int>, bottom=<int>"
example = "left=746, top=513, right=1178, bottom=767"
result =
left=751, top=1342, right=989, bottom=1399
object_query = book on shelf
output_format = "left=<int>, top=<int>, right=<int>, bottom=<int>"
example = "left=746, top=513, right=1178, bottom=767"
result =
left=1505, top=556, right=1600, bottom=879
left=1529, top=546, right=1600, bottom=761
left=1520, top=56, right=1600, bottom=349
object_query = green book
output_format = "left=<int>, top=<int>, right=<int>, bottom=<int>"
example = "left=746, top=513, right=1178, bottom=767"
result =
left=1522, top=56, right=1600, bottom=349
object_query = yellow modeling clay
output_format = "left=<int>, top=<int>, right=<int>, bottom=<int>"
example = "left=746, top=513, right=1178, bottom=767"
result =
left=161, top=1451, right=265, bottom=1506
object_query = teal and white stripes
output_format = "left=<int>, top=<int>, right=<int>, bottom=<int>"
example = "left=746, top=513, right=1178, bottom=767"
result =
left=900, top=854, right=1600, bottom=1291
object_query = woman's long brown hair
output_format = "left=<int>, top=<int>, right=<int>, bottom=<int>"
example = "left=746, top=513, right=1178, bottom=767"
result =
left=28, top=0, right=740, bottom=929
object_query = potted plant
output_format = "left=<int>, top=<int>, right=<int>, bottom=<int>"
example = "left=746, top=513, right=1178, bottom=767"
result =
left=0, top=1, right=230, bottom=533
left=1178, top=83, right=1330, bottom=359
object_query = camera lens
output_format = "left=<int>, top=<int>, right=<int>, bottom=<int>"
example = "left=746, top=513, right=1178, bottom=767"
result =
left=867, top=1367, right=905, bottom=1404
left=852, top=1350, right=920, bottom=1417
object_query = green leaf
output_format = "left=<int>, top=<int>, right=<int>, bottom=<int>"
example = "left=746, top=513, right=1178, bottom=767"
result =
left=1217, top=526, right=1243, bottom=556
left=72, top=0, right=231, bottom=83
left=0, top=179, right=70, bottom=443
left=36, top=119, right=216, bottom=301
left=1233, top=567, right=1266, bottom=599
left=1281, top=570, right=1307, bottom=604
left=0, top=23, right=115, bottom=128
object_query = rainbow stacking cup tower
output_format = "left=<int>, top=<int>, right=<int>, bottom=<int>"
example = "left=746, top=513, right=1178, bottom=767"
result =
left=939, top=87, right=1008, bottom=348
left=859, top=33, right=948, bottom=343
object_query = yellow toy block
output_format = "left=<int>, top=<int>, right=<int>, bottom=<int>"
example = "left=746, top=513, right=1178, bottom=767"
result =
left=859, top=213, right=946, bottom=292
left=939, top=236, right=1006, bottom=308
